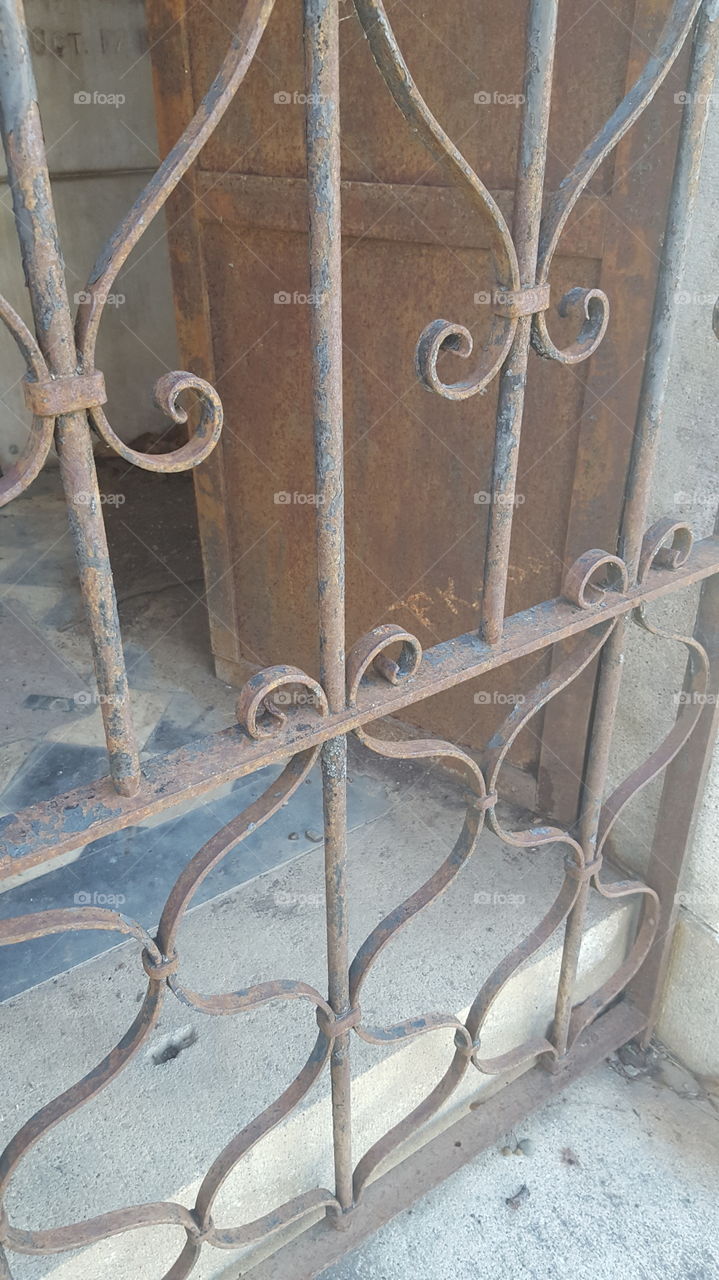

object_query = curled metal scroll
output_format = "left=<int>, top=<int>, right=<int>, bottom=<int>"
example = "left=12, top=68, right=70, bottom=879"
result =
left=236, top=665, right=329, bottom=740
left=0, top=296, right=55, bottom=507
left=352, top=0, right=521, bottom=399
left=0, top=750, right=344, bottom=1274
left=1, top=0, right=278, bottom=503
left=532, top=0, right=702, bottom=364
left=562, top=549, right=629, bottom=609
left=71, top=0, right=279, bottom=473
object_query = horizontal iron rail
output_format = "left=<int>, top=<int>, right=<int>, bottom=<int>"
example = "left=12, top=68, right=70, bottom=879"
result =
left=2, top=536, right=718, bottom=877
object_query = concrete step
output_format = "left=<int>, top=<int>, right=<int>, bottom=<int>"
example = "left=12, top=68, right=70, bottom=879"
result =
left=0, top=756, right=639, bottom=1279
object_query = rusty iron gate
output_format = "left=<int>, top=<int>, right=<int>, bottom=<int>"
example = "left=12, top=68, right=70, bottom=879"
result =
left=1, top=0, right=719, bottom=1276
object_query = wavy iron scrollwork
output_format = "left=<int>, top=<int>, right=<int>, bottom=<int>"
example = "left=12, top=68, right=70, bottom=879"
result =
left=236, top=664, right=329, bottom=740
left=470, top=618, right=617, bottom=1073
left=73, top=0, right=281, bottom=474
left=343, top=557, right=709, bottom=1179
left=532, top=0, right=702, bottom=365
left=0, top=529, right=712, bottom=1269
left=345, top=625, right=496, bottom=1196
left=0, top=749, right=345, bottom=1277
left=353, top=0, right=703, bottom=385
left=0, top=0, right=715, bottom=1270
left=0, top=0, right=279, bottom=510
left=0, top=296, right=56, bottom=506
left=560, top=519, right=709, bottom=1048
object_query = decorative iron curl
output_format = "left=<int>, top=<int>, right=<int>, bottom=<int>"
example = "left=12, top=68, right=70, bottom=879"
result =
left=562, top=548, right=629, bottom=610
left=0, top=296, right=55, bottom=507
left=86, top=372, right=223, bottom=474
left=72, top=0, right=279, bottom=474
left=352, top=0, right=521, bottom=399
left=532, top=286, right=610, bottom=366
left=637, top=516, right=694, bottom=581
left=531, top=0, right=702, bottom=365
left=236, top=666, right=329, bottom=739
left=346, top=624, right=423, bottom=702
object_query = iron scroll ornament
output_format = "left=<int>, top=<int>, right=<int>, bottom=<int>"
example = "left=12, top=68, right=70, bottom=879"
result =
left=0, top=0, right=280, bottom=507
left=0, top=0, right=706, bottom=485
left=353, top=0, right=704, bottom=380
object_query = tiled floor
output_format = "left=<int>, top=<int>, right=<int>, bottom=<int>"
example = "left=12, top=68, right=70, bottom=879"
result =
left=0, top=464, right=396, bottom=998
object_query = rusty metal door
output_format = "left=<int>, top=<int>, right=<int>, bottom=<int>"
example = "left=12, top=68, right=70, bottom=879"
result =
left=1, top=1, right=718, bottom=1277
left=148, top=0, right=694, bottom=823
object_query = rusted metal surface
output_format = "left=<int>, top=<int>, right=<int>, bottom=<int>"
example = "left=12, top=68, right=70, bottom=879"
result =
left=21, top=369, right=107, bottom=417
left=0, top=0, right=718, bottom=1276
left=304, top=0, right=353, bottom=1220
left=1, top=537, right=717, bottom=877
left=550, top=0, right=719, bottom=1060
left=0, top=537, right=717, bottom=883
left=480, top=0, right=559, bottom=644
left=537, top=0, right=699, bottom=824
left=171, top=0, right=681, bottom=777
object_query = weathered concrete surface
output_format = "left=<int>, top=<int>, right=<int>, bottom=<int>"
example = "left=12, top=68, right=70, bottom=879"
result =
left=317, top=1048, right=719, bottom=1280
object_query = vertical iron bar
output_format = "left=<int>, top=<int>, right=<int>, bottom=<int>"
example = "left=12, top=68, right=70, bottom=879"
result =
left=551, top=0, right=719, bottom=1057
left=304, top=0, right=352, bottom=1218
left=480, top=0, right=559, bottom=644
left=621, top=0, right=719, bottom=580
left=0, top=0, right=140, bottom=796
left=632, top=553, right=719, bottom=1043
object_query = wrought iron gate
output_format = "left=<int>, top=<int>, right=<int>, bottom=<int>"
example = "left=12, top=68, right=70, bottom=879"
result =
left=1, top=0, right=718, bottom=1276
